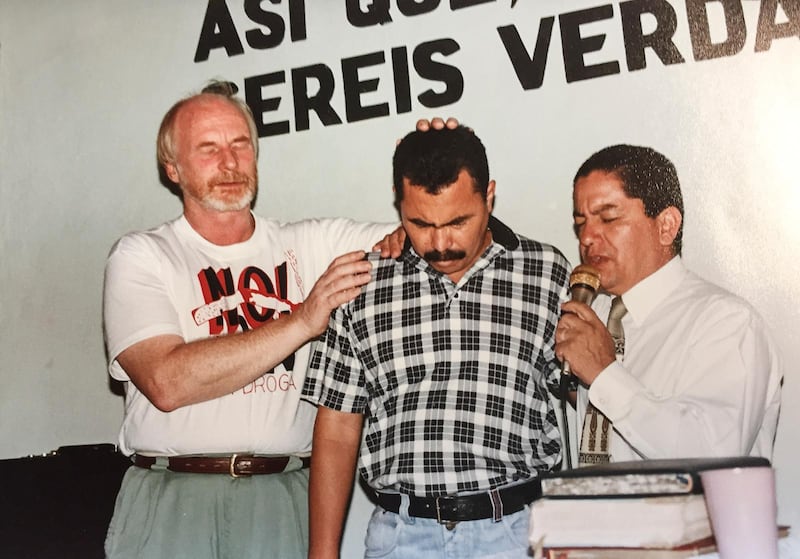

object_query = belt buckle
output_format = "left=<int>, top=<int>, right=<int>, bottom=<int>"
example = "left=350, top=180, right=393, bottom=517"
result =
left=434, top=496, right=458, bottom=530
left=229, top=453, right=253, bottom=478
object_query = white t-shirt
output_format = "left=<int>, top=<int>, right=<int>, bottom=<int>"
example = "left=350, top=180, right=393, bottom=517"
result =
left=577, top=257, right=782, bottom=461
left=104, top=214, right=395, bottom=456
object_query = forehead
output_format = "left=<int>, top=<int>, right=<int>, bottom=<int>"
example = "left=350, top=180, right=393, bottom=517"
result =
left=400, top=170, right=484, bottom=222
left=175, top=97, right=250, bottom=139
left=574, top=170, right=636, bottom=210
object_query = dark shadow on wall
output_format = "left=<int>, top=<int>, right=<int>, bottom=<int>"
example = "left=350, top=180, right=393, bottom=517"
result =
left=0, top=444, right=131, bottom=559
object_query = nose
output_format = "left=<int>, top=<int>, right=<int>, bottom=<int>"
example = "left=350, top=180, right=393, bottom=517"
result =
left=578, top=220, right=597, bottom=249
left=219, top=147, right=238, bottom=170
left=431, top=227, right=451, bottom=252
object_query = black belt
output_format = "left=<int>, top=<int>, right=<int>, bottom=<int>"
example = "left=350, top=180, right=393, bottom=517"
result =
left=133, top=454, right=310, bottom=477
left=372, top=478, right=542, bottom=523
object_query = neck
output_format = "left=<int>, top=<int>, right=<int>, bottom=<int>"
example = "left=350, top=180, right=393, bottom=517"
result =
left=183, top=204, right=255, bottom=246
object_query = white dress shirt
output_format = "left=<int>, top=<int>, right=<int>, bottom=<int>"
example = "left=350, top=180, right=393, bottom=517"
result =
left=577, top=257, right=782, bottom=461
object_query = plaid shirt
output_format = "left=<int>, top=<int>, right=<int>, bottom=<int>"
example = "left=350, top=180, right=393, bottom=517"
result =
left=303, top=217, right=570, bottom=497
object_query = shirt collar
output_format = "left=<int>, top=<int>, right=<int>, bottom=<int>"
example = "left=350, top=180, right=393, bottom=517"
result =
left=620, top=256, right=687, bottom=325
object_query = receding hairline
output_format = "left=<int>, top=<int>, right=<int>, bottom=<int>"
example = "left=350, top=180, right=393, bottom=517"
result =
left=157, top=92, right=259, bottom=167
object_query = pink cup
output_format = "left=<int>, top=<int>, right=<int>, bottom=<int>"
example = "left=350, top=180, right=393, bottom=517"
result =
left=700, top=466, right=779, bottom=559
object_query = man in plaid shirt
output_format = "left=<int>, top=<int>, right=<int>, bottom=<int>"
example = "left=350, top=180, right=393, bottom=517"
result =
left=303, top=125, right=571, bottom=558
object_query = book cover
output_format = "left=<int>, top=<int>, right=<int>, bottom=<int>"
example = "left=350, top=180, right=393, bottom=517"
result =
left=529, top=493, right=712, bottom=549
left=535, top=527, right=790, bottom=559
left=541, top=456, right=770, bottom=498
left=537, top=534, right=717, bottom=559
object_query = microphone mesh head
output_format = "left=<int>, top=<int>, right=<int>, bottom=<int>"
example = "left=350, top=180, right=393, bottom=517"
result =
left=569, top=264, right=600, bottom=291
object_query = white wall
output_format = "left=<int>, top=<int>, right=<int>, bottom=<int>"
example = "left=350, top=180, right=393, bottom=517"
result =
left=1, top=1, right=798, bottom=554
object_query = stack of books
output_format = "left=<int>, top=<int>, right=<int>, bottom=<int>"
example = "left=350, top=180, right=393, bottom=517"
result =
left=529, top=456, right=775, bottom=558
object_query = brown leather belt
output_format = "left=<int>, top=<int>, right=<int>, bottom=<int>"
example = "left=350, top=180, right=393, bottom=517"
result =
left=133, top=454, right=311, bottom=477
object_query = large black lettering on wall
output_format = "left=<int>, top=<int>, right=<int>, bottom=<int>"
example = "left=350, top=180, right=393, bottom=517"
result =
left=621, top=0, right=685, bottom=71
left=560, top=5, right=621, bottom=83
left=195, top=0, right=307, bottom=62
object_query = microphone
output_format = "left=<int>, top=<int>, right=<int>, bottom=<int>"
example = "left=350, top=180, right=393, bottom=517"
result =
left=558, top=264, right=601, bottom=469
left=561, top=264, right=601, bottom=379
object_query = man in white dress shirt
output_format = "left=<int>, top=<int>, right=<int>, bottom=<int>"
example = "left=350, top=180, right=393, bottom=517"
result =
left=555, top=144, right=782, bottom=462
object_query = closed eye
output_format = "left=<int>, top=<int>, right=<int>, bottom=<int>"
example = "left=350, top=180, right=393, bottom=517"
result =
left=231, top=138, right=253, bottom=151
left=573, top=218, right=585, bottom=237
left=197, top=142, right=218, bottom=155
left=409, top=215, right=471, bottom=229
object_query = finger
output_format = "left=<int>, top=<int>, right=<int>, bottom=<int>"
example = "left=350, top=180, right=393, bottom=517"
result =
left=326, top=285, right=365, bottom=308
left=336, top=270, right=372, bottom=291
left=377, top=244, right=391, bottom=258
left=374, top=227, right=405, bottom=258
left=322, top=269, right=373, bottom=306
left=554, top=339, right=570, bottom=365
left=320, top=264, right=372, bottom=294
left=315, top=257, right=371, bottom=294
left=324, top=251, right=369, bottom=276
left=555, top=321, right=581, bottom=346
left=556, top=311, right=582, bottom=331
left=430, top=117, right=445, bottom=130
left=321, top=254, right=372, bottom=282
left=330, top=250, right=367, bottom=265
left=376, top=240, right=395, bottom=259
left=560, top=300, right=599, bottom=322
left=445, top=117, right=459, bottom=129
left=554, top=322, right=568, bottom=343
left=389, top=228, right=406, bottom=258
left=389, top=237, right=403, bottom=259
left=415, top=118, right=431, bottom=132
left=373, top=235, right=391, bottom=256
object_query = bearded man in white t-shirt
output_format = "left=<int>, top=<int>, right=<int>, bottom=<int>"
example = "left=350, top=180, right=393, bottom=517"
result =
left=102, top=80, right=413, bottom=559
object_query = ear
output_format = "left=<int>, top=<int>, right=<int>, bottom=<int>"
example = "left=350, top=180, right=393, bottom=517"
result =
left=486, top=180, right=496, bottom=213
left=656, top=206, right=682, bottom=248
left=164, top=162, right=180, bottom=185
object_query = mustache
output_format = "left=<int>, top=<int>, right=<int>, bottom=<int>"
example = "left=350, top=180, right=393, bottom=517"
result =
left=423, top=249, right=466, bottom=262
left=210, top=171, right=255, bottom=186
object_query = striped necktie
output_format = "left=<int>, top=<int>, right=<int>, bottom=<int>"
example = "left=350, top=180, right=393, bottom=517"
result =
left=578, top=296, right=627, bottom=466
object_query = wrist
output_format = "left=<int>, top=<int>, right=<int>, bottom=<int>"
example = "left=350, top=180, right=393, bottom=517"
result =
left=291, top=303, right=319, bottom=340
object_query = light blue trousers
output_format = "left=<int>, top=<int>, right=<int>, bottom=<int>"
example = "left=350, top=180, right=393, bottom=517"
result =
left=364, top=494, right=532, bottom=559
